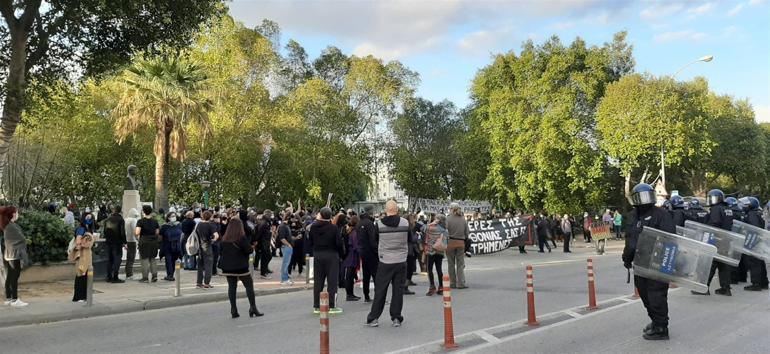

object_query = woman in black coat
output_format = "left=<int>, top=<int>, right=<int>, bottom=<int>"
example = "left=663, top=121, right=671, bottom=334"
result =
left=219, top=217, right=263, bottom=319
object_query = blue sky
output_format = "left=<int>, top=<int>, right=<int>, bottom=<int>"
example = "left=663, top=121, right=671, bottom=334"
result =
left=229, top=0, right=770, bottom=122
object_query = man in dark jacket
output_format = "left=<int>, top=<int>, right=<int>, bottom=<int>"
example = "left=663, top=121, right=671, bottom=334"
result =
left=693, top=189, right=734, bottom=296
left=104, top=206, right=126, bottom=283
left=357, top=205, right=379, bottom=302
left=255, top=210, right=274, bottom=279
left=536, top=214, right=552, bottom=253
left=623, top=183, right=675, bottom=340
left=742, top=197, right=768, bottom=291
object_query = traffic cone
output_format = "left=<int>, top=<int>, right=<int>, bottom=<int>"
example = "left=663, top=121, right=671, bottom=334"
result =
left=587, top=258, right=598, bottom=310
left=442, top=274, right=458, bottom=349
left=525, top=265, right=539, bottom=326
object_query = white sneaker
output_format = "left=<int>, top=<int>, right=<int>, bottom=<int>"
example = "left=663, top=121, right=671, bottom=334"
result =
left=4, top=299, right=12, bottom=305
left=10, top=299, right=28, bottom=308
left=280, top=281, right=291, bottom=286
left=259, top=275, right=272, bottom=280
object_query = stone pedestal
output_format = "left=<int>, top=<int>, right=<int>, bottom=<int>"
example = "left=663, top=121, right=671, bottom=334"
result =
left=122, top=190, right=142, bottom=216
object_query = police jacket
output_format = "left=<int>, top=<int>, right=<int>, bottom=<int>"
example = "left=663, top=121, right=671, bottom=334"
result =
left=707, top=203, right=733, bottom=231
left=744, top=210, right=764, bottom=228
left=622, top=206, right=675, bottom=265
left=686, top=208, right=708, bottom=224
left=669, top=208, right=686, bottom=227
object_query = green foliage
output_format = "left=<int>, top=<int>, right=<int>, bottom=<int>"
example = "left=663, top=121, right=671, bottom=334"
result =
left=17, top=209, right=72, bottom=265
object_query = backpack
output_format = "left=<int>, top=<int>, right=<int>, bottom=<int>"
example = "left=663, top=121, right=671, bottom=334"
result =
left=185, top=223, right=200, bottom=256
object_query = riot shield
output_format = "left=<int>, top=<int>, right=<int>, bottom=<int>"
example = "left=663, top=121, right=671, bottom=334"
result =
left=633, top=227, right=717, bottom=293
left=678, top=221, right=744, bottom=266
left=731, top=220, right=770, bottom=262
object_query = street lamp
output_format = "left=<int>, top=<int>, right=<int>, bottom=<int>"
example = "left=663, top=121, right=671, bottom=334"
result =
left=199, top=180, right=211, bottom=209
left=658, top=55, right=714, bottom=201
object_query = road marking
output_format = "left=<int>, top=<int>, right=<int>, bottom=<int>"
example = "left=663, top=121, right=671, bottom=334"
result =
left=474, top=330, right=501, bottom=344
left=563, top=309, right=582, bottom=318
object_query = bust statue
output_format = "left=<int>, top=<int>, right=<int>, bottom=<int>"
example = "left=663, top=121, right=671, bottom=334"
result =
left=124, top=165, right=141, bottom=191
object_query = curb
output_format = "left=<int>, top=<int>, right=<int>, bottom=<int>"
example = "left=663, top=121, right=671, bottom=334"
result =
left=0, top=285, right=313, bottom=328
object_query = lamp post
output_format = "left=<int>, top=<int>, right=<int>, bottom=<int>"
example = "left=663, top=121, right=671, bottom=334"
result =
left=658, top=55, right=714, bottom=200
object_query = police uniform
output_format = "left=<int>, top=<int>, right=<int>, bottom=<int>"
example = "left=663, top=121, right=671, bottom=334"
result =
left=744, top=209, right=769, bottom=290
left=623, top=184, right=675, bottom=340
left=669, top=208, right=686, bottom=227
left=705, top=202, right=734, bottom=294
left=685, top=205, right=708, bottom=224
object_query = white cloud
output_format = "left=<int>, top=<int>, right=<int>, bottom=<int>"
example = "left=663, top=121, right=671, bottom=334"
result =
left=229, top=0, right=631, bottom=59
left=687, top=2, right=715, bottom=15
left=457, top=27, right=516, bottom=56
left=654, top=30, right=708, bottom=43
left=728, top=3, right=745, bottom=16
left=756, top=104, right=770, bottom=123
left=551, top=21, right=576, bottom=30
left=640, top=3, right=684, bottom=20
left=749, top=0, right=766, bottom=5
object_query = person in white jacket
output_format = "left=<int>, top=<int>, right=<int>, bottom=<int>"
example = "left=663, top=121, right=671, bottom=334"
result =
left=124, top=208, right=140, bottom=280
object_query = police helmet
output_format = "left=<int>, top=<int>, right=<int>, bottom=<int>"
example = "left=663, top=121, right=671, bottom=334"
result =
left=725, top=196, right=739, bottom=210
left=689, top=199, right=701, bottom=209
left=738, top=197, right=752, bottom=211
left=670, top=195, right=685, bottom=209
left=631, top=183, right=656, bottom=206
left=748, top=197, right=761, bottom=211
left=663, top=199, right=672, bottom=210
left=706, top=189, right=725, bottom=207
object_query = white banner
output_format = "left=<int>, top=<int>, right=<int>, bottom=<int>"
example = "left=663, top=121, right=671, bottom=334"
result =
left=413, top=198, right=492, bottom=214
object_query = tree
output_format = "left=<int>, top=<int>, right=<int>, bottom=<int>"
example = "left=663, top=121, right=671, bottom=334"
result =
left=470, top=33, right=633, bottom=214
left=389, top=98, right=462, bottom=199
left=112, top=55, right=212, bottom=211
left=0, top=0, right=223, bottom=192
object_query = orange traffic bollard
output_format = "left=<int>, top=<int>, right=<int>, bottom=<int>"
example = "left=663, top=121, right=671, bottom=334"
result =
left=587, top=258, right=598, bottom=310
left=320, top=292, right=330, bottom=354
left=442, top=274, right=457, bottom=349
left=632, top=287, right=640, bottom=299
left=525, top=265, right=539, bottom=326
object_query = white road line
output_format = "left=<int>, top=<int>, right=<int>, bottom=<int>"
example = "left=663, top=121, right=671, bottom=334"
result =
left=563, top=309, right=582, bottom=318
left=474, top=330, right=502, bottom=344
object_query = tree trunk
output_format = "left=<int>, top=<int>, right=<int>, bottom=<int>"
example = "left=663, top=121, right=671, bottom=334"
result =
left=624, top=173, right=633, bottom=205
left=154, top=131, right=171, bottom=212
left=0, top=27, right=30, bottom=197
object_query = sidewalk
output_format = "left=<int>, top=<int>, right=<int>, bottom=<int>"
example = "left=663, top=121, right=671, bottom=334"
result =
left=0, top=268, right=312, bottom=328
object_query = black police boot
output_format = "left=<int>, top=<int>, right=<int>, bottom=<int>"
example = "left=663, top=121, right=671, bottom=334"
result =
left=642, top=326, right=669, bottom=340
left=761, top=284, right=769, bottom=290
left=744, top=284, right=762, bottom=291
left=714, top=287, right=732, bottom=296
left=643, top=322, right=654, bottom=335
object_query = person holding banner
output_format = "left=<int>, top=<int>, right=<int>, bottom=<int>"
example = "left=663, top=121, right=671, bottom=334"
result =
left=623, top=183, right=675, bottom=340
left=446, top=203, right=470, bottom=289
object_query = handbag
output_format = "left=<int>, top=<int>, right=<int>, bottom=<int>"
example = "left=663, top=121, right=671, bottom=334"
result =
left=433, top=235, right=447, bottom=252
left=185, top=223, right=200, bottom=256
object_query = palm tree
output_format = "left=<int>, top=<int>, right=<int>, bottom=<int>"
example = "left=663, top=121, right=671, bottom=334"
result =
left=112, top=55, right=212, bottom=211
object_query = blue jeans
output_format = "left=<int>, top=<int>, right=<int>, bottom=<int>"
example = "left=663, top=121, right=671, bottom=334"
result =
left=281, top=246, right=293, bottom=282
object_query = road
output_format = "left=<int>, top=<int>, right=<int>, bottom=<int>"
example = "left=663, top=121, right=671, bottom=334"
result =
left=1, top=241, right=767, bottom=354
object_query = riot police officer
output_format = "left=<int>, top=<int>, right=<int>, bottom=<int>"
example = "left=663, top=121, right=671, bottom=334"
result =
left=725, top=197, right=745, bottom=222
left=692, top=189, right=734, bottom=296
left=668, top=195, right=686, bottom=227
left=726, top=196, right=748, bottom=283
left=623, top=183, right=675, bottom=340
left=686, top=199, right=708, bottom=223
left=741, top=197, right=768, bottom=291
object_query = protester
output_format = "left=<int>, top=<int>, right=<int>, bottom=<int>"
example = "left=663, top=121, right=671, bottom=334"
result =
left=343, top=215, right=361, bottom=301
left=613, top=210, right=623, bottom=240
left=196, top=210, right=220, bottom=288
left=135, top=205, right=160, bottom=283
left=277, top=214, right=296, bottom=285
left=160, top=211, right=183, bottom=281
left=561, top=214, right=572, bottom=253
left=123, top=208, right=139, bottom=280
left=310, top=207, right=343, bottom=314
left=404, top=214, right=418, bottom=295
left=357, top=205, right=379, bottom=302
left=103, top=206, right=126, bottom=283
left=180, top=211, right=197, bottom=270
left=289, top=216, right=306, bottom=275
left=366, top=200, right=409, bottom=327
left=536, top=214, right=552, bottom=253
left=423, top=214, right=448, bottom=296
left=211, top=213, right=223, bottom=276
left=445, top=203, right=470, bottom=289
left=219, top=217, right=263, bottom=319
left=71, top=214, right=95, bottom=302
left=583, top=212, right=593, bottom=243
left=61, top=206, right=75, bottom=227
left=255, top=210, right=273, bottom=279
left=2, top=207, right=28, bottom=307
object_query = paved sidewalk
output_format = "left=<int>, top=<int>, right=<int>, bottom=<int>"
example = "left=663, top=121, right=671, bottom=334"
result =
left=0, top=268, right=312, bottom=328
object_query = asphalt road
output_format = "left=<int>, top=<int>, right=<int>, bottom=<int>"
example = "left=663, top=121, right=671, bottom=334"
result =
left=2, top=242, right=765, bottom=354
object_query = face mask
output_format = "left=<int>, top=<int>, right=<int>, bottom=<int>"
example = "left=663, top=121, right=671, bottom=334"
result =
left=169, top=217, right=177, bottom=222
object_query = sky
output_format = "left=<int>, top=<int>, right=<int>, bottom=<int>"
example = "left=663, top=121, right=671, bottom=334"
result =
left=229, top=0, right=770, bottom=122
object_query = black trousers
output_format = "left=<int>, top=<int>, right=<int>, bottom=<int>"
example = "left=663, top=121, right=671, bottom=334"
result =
left=708, top=260, right=733, bottom=290
left=73, top=275, right=87, bottom=301
left=635, top=275, right=669, bottom=328
left=4, top=259, right=21, bottom=300
left=313, top=251, right=339, bottom=309
left=344, top=266, right=357, bottom=296
left=258, top=242, right=272, bottom=276
left=406, top=252, right=417, bottom=284
left=584, top=230, right=592, bottom=242
left=563, top=232, right=571, bottom=252
left=226, top=275, right=256, bottom=312
left=733, top=255, right=749, bottom=282
left=748, top=256, right=768, bottom=286
left=106, top=243, right=123, bottom=280
left=361, top=255, right=378, bottom=299
left=427, top=254, right=444, bottom=289
left=537, top=235, right=551, bottom=252
left=367, top=262, right=406, bottom=323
